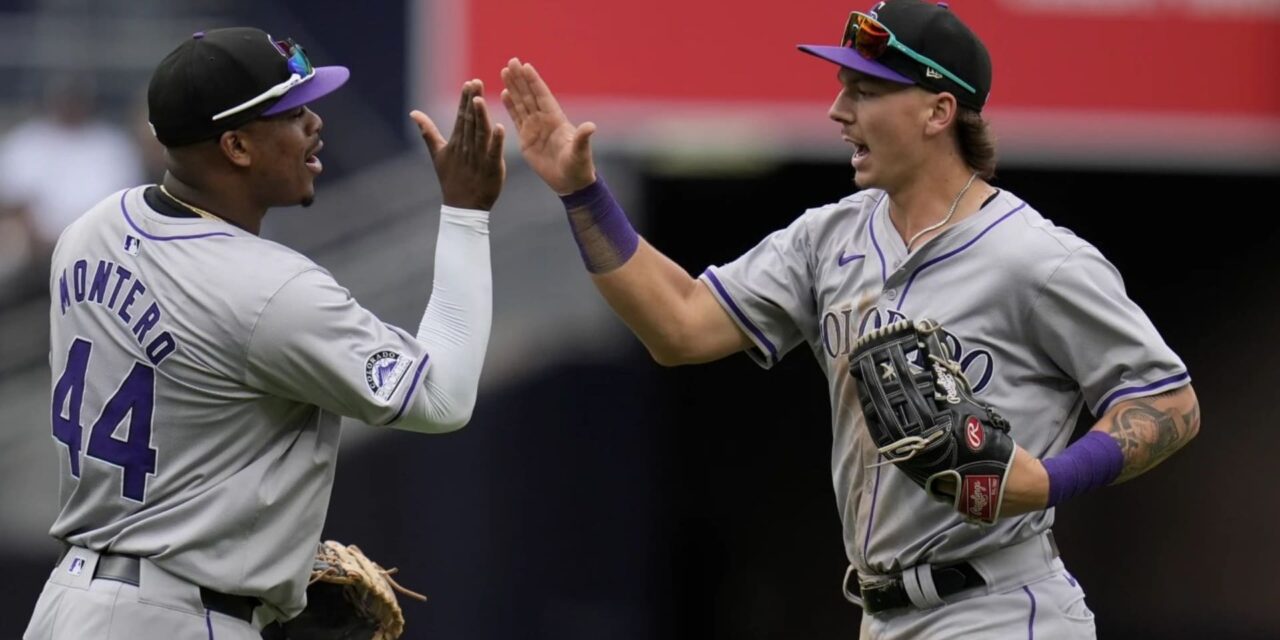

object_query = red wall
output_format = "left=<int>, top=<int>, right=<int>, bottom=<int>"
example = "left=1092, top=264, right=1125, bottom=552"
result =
left=458, top=0, right=1279, bottom=117
left=418, top=0, right=1280, bottom=165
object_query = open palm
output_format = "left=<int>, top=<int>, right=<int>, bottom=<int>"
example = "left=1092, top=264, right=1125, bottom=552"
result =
left=500, top=57, right=597, bottom=195
left=410, top=79, right=506, bottom=210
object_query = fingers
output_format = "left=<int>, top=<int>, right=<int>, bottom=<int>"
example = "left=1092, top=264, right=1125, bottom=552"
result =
left=488, top=123, right=506, bottom=161
left=501, top=59, right=526, bottom=100
left=500, top=57, right=572, bottom=134
left=472, top=93, right=497, bottom=161
left=473, top=89, right=495, bottom=140
left=472, top=90, right=507, bottom=156
left=461, top=82, right=478, bottom=160
left=504, top=58, right=540, bottom=120
left=523, top=63, right=562, bottom=114
left=573, top=121, right=597, bottom=157
left=419, top=80, right=496, bottom=166
left=409, top=110, right=446, bottom=159
left=499, top=88, right=522, bottom=128
left=499, top=63, right=525, bottom=125
left=451, top=80, right=476, bottom=148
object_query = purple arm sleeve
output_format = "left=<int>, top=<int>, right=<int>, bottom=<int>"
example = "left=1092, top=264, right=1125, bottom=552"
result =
left=558, top=177, right=640, bottom=274
left=1042, top=431, right=1126, bottom=507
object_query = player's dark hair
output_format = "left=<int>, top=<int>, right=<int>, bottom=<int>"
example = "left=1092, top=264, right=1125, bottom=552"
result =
left=955, top=108, right=996, bottom=180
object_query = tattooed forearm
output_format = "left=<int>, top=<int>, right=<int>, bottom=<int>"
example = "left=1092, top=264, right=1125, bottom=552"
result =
left=1099, top=386, right=1200, bottom=483
left=1182, top=403, right=1200, bottom=438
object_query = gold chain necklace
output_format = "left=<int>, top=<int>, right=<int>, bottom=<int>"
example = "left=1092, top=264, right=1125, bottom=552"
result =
left=904, top=172, right=979, bottom=252
left=159, top=184, right=224, bottom=223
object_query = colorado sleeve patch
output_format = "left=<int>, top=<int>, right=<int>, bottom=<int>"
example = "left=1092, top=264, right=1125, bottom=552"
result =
left=365, top=350, right=414, bottom=401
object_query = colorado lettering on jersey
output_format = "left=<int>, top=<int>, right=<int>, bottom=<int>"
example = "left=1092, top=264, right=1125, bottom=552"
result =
left=820, top=304, right=995, bottom=392
left=57, top=257, right=179, bottom=366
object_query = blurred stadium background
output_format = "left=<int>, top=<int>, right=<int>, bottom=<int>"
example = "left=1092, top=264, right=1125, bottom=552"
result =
left=0, top=0, right=1277, bottom=638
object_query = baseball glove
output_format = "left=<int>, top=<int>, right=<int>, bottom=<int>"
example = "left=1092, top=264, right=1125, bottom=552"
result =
left=848, top=319, right=1015, bottom=525
left=281, top=540, right=427, bottom=640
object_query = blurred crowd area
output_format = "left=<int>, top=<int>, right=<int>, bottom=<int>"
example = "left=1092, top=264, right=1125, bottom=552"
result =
left=0, top=4, right=178, bottom=326
left=0, top=1, right=222, bottom=369
left=0, top=66, right=155, bottom=308
left=0, top=0, right=422, bottom=377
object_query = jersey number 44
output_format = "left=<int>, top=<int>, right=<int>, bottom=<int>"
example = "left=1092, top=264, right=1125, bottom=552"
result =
left=51, top=338, right=158, bottom=502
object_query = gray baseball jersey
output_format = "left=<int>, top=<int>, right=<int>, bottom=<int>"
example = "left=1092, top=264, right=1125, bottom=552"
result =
left=47, top=187, right=439, bottom=619
left=700, top=188, right=1188, bottom=576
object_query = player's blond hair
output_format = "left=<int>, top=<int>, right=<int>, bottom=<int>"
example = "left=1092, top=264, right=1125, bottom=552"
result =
left=956, top=108, right=996, bottom=180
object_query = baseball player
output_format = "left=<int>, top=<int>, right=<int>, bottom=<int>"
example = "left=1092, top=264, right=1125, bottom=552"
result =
left=500, top=1, right=1199, bottom=638
left=26, top=27, right=505, bottom=639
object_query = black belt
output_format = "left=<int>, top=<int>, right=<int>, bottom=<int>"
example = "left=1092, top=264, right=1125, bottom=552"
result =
left=69, top=552, right=259, bottom=624
left=850, top=534, right=1060, bottom=615
left=853, top=562, right=987, bottom=614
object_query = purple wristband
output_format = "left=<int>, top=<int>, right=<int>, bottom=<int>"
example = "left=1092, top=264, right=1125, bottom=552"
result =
left=1042, top=431, right=1125, bottom=507
left=558, top=177, right=640, bottom=274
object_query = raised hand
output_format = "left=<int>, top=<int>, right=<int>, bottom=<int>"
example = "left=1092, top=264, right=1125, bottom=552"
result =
left=411, top=79, right=506, bottom=211
left=499, top=58, right=597, bottom=195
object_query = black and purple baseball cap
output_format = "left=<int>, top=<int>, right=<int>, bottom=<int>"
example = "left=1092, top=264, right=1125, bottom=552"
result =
left=148, top=27, right=349, bottom=147
left=798, top=0, right=992, bottom=111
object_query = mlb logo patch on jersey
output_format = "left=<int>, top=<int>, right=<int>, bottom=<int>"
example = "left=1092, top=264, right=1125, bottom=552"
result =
left=123, top=235, right=141, bottom=255
left=68, top=556, right=85, bottom=575
left=365, top=350, right=413, bottom=401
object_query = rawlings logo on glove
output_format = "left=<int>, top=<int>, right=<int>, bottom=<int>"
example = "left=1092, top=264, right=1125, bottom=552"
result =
left=848, top=319, right=1015, bottom=525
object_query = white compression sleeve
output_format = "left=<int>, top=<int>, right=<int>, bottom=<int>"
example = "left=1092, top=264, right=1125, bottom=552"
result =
left=395, top=205, right=492, bottom=432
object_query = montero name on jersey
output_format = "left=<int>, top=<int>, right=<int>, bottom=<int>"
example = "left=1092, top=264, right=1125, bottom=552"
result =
left=56, top=255, right=179, bottom=366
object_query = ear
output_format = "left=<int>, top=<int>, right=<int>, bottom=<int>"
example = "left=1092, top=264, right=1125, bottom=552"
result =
left=923, top=92, right=958, bottom=137
left=217, top=129, right=252, bottom=168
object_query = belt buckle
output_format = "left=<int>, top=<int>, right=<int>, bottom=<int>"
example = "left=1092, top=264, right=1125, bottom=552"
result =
left=859, top=576, right=897, bottom=595
left=849, top=573, right=901, bottom=611
left=857, top=575, right=906, bottom=615
left=845, top=567, right=891, bottom=598
left=842, top=565, right=899, bottom=610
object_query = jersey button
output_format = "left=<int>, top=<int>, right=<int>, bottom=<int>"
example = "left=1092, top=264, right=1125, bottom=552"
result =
left=885, top=289, right=898, bottom=300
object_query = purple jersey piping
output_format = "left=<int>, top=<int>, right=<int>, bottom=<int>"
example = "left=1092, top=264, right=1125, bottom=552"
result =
left=1094, top=371, right=1190, bottom=416
left=895, top=203, right=1027, bottom=311
left=1023, top=585, right=1037, bottom=639
left=862, top=464, right=884, bottom=559
left=703, top=268, right=778, bottom=365
left=868, top=192, right=889, bottom=284
left=385, top=355, right=431, bottom=425
left=120, top=189, right=234, bottom=241
left=205, top=610, right=214, bottom=639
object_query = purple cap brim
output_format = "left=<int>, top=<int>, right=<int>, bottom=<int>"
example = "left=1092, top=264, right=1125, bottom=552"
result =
left=262, top=66, right=350, bottom=116
left=796, top=45, right=913, bottom=84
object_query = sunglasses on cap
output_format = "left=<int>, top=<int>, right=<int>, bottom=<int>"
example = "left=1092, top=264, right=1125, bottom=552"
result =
left=211, top=39, right=315, bottom=121
left=842, top=11, right=976, bottom=94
